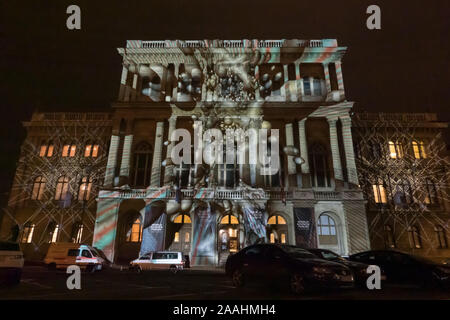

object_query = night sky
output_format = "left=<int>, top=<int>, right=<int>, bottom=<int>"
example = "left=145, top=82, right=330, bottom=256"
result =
left=1, top=0, right=449, bottom=203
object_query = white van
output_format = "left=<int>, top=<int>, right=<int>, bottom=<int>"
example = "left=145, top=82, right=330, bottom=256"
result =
left=0, top=241, right=24, bottom=285
left=44, top=243, right=106, bottom=271
left=130, top=251, right=184, bottom=272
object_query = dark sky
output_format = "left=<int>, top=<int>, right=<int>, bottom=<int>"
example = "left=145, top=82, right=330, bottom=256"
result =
left=1, top=0, right=449, bottom=200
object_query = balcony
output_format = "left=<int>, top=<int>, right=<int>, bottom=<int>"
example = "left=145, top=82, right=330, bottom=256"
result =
left=98, top=187, right=364, bottom=202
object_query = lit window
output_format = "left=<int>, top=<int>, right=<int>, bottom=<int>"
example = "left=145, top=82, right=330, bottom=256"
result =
left=220, top=215, right=239, bottom=225
left=424, top=179, right=438, bottom=205
left=50, top=224, right=60, bottom=243
left=184, top=232, right=190, bottom=243
left=270, top=233, right=275, bottom=243
left=21, top=223, right=35, bottom=243
left=267, top=215, right=286, bottom=225
left=55, top=176, right=69, bottom=200
left=174, top=232, right=180, bottom=242
left=281, top=233, right=286, bottom=244
left=126, top=218, right=142, bottom=242
left=173, top=214, right=191, bottom=224
left=412, top=141, right=427, bottom=159
left=389, top=141, right=403, bottom=159
left=85, top=144, right=100, bottom=157
left=39, top=142, right=54, bottom=157
left=62, top=144, right=77, bottom=157
left=435, top=225, right=448, bottom=249
left=408, top=226, right=422, bottom=249
left=31, top=176, right=46, bottom=200
left=372, top=183, right=387, bottom=204
left=78, top=177, right=93, bottom=201
left=73, top=224, right=83, bottom=243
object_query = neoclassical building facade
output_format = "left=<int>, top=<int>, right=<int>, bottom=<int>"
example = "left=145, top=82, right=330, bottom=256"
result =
left=2, top=39, right=447, bottom=265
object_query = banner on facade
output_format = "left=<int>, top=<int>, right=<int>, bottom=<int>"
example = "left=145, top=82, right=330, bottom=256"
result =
left=140, top=213, right=166, bottom=256
left=142, top=202, right=165, bottom=229
left=294, top=207, right=317, bottom=248
left=191, top=203, right=216, bottom=265
left=243, top=206, right=267, bottom=246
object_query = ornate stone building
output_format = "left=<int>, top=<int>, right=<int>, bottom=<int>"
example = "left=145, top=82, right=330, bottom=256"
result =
left=1, top=39, right=447, bottom=266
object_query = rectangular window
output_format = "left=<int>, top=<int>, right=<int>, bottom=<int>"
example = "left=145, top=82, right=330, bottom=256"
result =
left=174, top=232, right=180, bottom=243
left=303, top=78, right=311, bottom=96
left=39, top=145, right=47, bottom=157
left=21, top=225, right=35, bottom=243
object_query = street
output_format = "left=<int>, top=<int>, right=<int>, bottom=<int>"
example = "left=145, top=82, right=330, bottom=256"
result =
left=0, top=266, right=449, bottom=300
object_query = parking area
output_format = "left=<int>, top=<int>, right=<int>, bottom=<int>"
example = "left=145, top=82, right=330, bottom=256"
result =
left=0, top=266, right=449, bottom=300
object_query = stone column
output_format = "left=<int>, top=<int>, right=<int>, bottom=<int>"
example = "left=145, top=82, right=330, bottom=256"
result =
left=285, top=123, right=297, bottom=187
left=172, top=64, right=179, bottom=102
left=164, top=116, right=177, bottom=184
left=282, top=64, right=289, bottom=100
left=323, top=63, right=331, bottom=97
left=254, top=65, right=261, bottom=101
left=340, top=116, right=359, bottom=186
left=295, top=62, right=304, bottom=101
left=298, top=119, right=310, bottom=187
left=335, top=61, right=345, bottom=100
left=119, top=135, right=134, bottom=179
left=327, top=118, right=344, bottom=185
left=150, top=122, right=165, bottom=187
left=104, top=135, right=120, bottom=187
left=119, top=66, right=128, bottom=101
left=201, top=67, right=207, bottom=101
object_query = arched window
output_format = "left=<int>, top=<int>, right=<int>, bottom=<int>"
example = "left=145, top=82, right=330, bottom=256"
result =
left=173, top=214, right=192, bottom=224
left=78, top=176, right=93, bottom=201
left=408, top=226, right=422, bottom=249
left=21, top=223, right=35, bottom=243
left=126, top=217, right=143, bottom=242
left=267, top=215, right=287, bottom=225
left=62, top=143, right=77, bottom=157
left=412, top=140, right=427, bottom=159
left=384, top=225, right=396, bottom=248
left=388, top=141, right=403, bottom=159
left=309, top=144, right=330, bottom=187
left=317, top=214, right=338, bottom=245
left=220, top=214, right=239, bottom=225
left=55, top=176, right=70, bottom=200
left=131, top=142, right=152, bottom=187
left=435, top=225, right=448, bottom=249
left=31, top=176, right=46, bottom=200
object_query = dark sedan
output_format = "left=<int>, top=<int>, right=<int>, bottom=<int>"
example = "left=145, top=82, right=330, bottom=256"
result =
left=306, top=248, right=382, bottom=286
left=349, top=250, right=450, bottom=288
left=225, top=244, right=354, bottom=294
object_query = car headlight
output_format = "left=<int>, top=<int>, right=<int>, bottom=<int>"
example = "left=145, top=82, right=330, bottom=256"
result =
left=313, top=266, right=333, bottom=274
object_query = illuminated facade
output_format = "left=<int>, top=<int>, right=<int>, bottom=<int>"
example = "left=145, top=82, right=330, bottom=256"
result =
left=1, top=40, right=448, bottom=265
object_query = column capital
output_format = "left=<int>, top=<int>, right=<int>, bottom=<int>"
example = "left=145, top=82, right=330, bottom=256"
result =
left=326, top=116, right=338, bottom=125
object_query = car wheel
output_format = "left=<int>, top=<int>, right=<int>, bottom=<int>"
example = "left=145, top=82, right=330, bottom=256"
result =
left=231, top=269, right=245, bottom=288
left=290, top=273, right=305, bottom=295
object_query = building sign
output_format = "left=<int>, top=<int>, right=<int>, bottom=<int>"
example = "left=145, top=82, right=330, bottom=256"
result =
left=191, top=204, right=216, bottom=265
left=140, top=214, right=166, bottom=256
left=294, top=208, right=317, bottom=248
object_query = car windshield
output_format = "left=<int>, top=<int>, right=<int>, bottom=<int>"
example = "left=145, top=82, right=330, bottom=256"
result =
left=280, top=246, right=317, bottom=259
left=320, top=250, right=346, bottom=261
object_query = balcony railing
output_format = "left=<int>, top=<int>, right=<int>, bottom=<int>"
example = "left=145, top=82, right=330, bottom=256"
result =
left=99, top=187, right=363, bottom=201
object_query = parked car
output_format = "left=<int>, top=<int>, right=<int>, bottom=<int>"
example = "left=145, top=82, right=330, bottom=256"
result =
left=130, top=251, right=184, bottom=272
left=225, top=244, right=354, bottom=294
left=349, top=250, right=450, bottom=288
left=0, top=241, right=24, bottom=285
left=44, top=243, right=107, bottom=272
left=306, top=248, right=386, bottom=286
